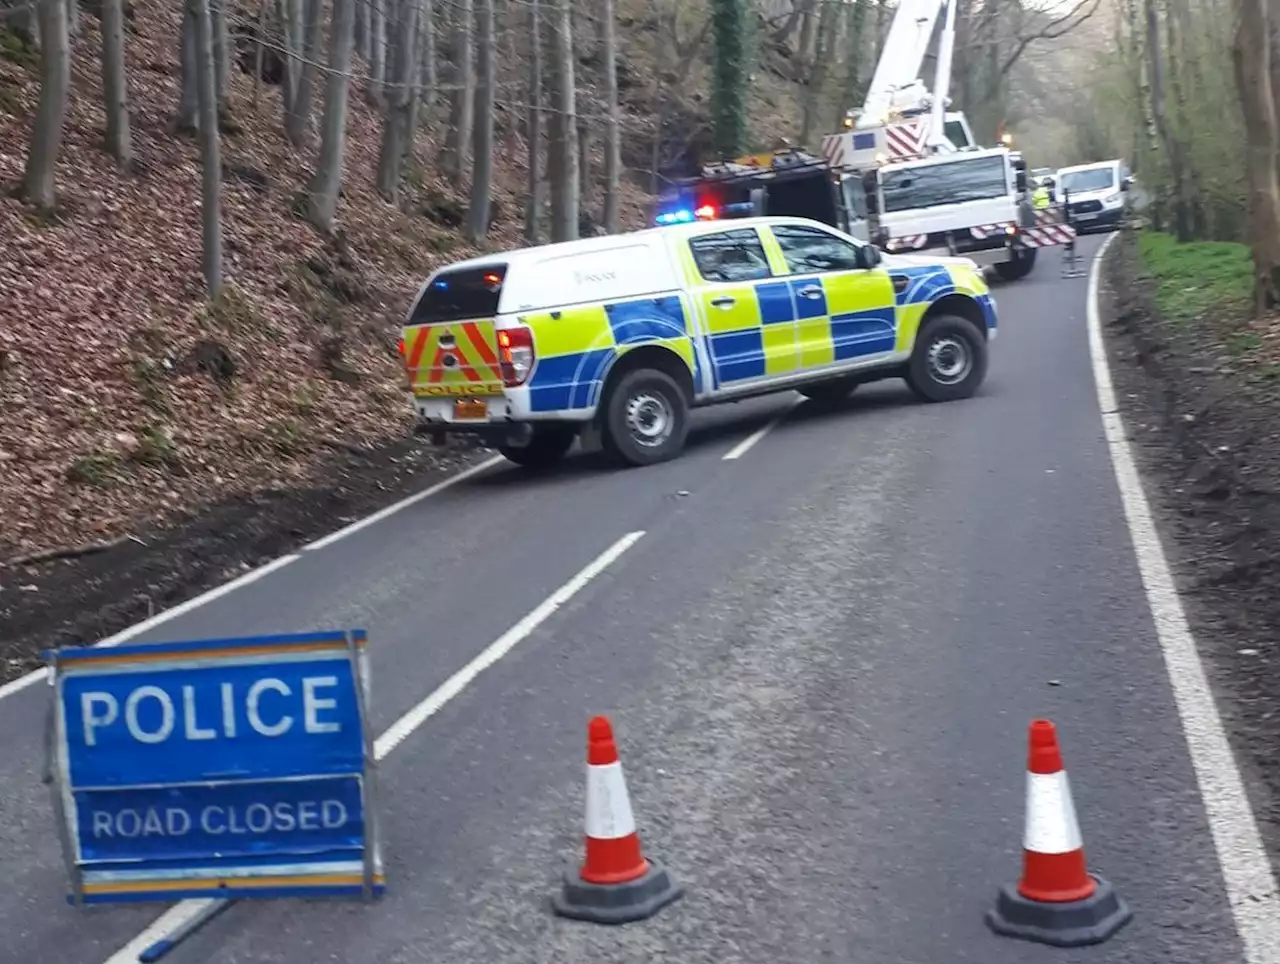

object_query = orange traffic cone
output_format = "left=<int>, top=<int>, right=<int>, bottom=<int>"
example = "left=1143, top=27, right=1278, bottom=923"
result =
left=986, top=719, right=1132, bottom=946
left=551, top=716, right=683, bottom=924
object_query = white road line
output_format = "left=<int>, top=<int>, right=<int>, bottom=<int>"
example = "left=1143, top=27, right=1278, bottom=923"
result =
left=722, top=398, right=799, bottom=461
left=1087, top=234, right=1280, bottom=962
left=0, top=455, right=503, bottom=704
left=301, top=455, right=504, bottom=551
left=102, top=529, right=646, bottom=964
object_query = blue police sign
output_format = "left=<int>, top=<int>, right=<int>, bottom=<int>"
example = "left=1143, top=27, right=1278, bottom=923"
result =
left=45, top=630, right=384, bottom=904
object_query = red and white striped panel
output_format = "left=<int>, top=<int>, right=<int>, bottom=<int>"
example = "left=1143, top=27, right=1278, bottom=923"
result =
left=887, top=235, right=928, bottom=252
left=1020, top=224, right=1077, bottom=248
left=821, top=133, right=845, bottom=168
left=885, top=122, right=926, bottom=160
left=969, top=222, right=1016, bottom=240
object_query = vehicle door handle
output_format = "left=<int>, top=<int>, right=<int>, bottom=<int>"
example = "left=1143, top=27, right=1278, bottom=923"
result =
left=710, top=296, right=736, bottom=309
left=797, top=285, right=823, bottom=298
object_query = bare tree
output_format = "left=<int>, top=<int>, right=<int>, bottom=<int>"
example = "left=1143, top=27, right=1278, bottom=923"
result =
left=441, top=0, right=474, bottom=184
left=190, top=0, right=224, bottom=296
left=177, top=5, right=199, bottom=131
left=547, top=0, right=578, bottom=241
left=601, top=0, right=620, bottom=232
left=279, top=0, right=303, bottom=111
left=375, top=0, right=420, bottom=200
left=367, top=0, right=386, bottom=103
left=23, top=0, right=71, bottom=210
left=99, top=0, right=131, bottom=167
left=211, top=0, right=229, bottom=109
left=467, top=0, right=495, bottom=241
left=524, top=0, right=544, bottom=241
left=307, top=0, right=357, bottom=232
left=286, top=0, right=323, bottom=145
left=1233, top=0, right=1280, bottom=309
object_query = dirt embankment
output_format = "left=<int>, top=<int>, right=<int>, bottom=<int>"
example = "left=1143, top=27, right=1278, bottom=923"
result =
left=1100, top=232, right=1280, bottom=854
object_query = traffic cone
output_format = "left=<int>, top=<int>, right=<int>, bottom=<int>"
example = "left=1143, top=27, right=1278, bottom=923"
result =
left=986, top=719, right=1132, bottom=946
left=551, top=715, right=684, bottom=924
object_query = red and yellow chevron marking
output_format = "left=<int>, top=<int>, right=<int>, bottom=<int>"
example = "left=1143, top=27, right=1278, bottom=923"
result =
left=402, top=320, right=505, bottom=397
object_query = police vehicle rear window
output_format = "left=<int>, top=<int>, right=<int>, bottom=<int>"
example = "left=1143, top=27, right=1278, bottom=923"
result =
left=411, top=265, right=508, bottom=324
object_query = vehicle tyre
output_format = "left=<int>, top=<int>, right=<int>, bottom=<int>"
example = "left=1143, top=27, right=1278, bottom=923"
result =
left=498, top=424, right=578, bottom=469
left=993, top=245, right=1036, bottom=281
left=905, top=314, right=988, bottom=403
left=796, top=376, right=860, bottom=405
left=601, top=368, right=690, bottom=466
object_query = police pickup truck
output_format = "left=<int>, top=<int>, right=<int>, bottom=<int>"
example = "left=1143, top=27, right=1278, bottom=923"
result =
left=399, top=215, right=997, bottom=468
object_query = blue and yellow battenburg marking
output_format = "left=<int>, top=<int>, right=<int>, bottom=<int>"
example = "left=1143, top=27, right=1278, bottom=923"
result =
left=490, top=261, right=993, bottom=414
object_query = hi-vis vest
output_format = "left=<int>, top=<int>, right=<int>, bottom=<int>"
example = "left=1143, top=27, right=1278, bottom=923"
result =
left=1032, top=186, right=1051, bottom=209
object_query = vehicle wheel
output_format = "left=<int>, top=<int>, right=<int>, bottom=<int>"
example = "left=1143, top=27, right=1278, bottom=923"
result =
left=498, top=424, right=578, bottom=469
left=601, top=368, right=690, bottom=466
left=905, top=314, right=988, bottom=403
left=796, top=376, right=860, bottom=405
left=993, top=246, right=1037, bottom=281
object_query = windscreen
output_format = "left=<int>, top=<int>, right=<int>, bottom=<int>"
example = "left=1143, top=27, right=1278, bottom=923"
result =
left=410, top=265, right=507, bottom=325
left=1059, top=167, right=1116, bottom=193
left=879, top=155, right=1009, bottom=213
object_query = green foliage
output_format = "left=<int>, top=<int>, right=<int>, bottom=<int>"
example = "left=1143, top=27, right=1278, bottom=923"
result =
left=709, top=0, right=750, bottom=159
left=66, top=452, right=123, bottom=488
left=1138, top=231, right=1252, bottom=326
left=0, top=27, right=39, bottom=71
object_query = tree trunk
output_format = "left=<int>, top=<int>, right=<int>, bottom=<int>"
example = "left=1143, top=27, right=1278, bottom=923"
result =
left=1233, top=0, right=1280, bottom=311
left=253, top=0, right=268, bottom=111
left=64, top=0, right=76, bottom=39
left=307, top=0, right=357, bottom=232
left=836, top=0, right=868, bottom=129
left=286, top=0, right=323, bottom=145
left=1146, top=0, right=1192, bottom=239
left=190, top=0, right=223, bottom=296
left=99, top=0, right=131, bottom=167
left=800, top=0, right=835, bottom=146
left=418, top=0, right=436, bottom=125
left=441, top=0, right=475, bottom=185
left=211, top=0, right=229, bottom=109
left=467, top=0, right=494, bottom=241
left=524, top=0, right=543, bottom=242
left=374, top=0, right=419, bottom=200
left=176, top=3, right=199, bottom=132
left=367, top=0, right=386, bottom=103
left=601, top=0, right=620, bottom=232
left=547, top=0, right=578, bottom=241
left=710, top=0, right=749, bottom=157
left=279, top=0, right=302, bottom=114
left=23, top=0, right=71, bottom=210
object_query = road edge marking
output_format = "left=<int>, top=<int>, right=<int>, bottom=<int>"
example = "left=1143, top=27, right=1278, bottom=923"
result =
left=722, top=397, right=799, bottom=460
left=1087, top=232, right=1280, bottom=961
left=0, top=454, right=504, bottom=704
left=102, top=529, right=646, bottom=964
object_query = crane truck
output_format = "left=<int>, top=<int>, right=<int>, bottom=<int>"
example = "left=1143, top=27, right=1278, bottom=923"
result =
left=653, top=0, right=1076, bottom=282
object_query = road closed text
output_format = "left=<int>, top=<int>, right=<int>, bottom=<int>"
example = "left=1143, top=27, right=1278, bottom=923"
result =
left=91, top=798, right=350, bottom=839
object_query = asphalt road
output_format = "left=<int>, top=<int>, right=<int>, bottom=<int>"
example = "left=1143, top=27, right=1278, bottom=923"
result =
left=0, top=233, right=1256, bottom=963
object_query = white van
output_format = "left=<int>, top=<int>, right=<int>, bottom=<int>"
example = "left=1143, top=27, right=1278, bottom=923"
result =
left=1055, top=160, right=1133, bottom=232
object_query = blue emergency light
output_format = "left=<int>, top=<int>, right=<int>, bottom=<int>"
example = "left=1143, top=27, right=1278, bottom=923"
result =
left=653, top=200, right=756, bottom=226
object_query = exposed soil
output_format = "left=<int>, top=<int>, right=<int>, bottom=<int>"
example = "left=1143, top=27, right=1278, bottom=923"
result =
left=0, top=435, right=491, bottom=685
left=1100, top=233, right=1280, bottom=858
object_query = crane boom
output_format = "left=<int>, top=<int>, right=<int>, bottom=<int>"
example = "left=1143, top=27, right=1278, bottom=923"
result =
left=858, top=0, right=946, bottom=129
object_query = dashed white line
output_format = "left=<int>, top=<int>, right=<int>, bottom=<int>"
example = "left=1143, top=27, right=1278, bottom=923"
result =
left=1087, top=233, right=1280, bottom=963
left=0, top=455, right=503, bottom=704
left=103, top=529, right=646, bottom=964
left=722, top=398, right=799, bottom=460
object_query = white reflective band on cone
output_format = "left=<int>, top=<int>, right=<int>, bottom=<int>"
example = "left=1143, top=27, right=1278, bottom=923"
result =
left=1024, top=770, right=1084, bottom=854
left=584, top=761, right=636, bottom=840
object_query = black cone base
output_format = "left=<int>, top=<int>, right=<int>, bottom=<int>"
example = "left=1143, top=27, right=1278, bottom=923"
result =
left=551, top=857, right=684, bottom=925
left=986, top=874, right=1132, bottom=947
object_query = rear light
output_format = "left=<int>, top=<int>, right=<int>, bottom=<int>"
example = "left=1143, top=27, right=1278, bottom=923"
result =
left=497, top=326, right=535, bottom=386
left=397, top=336, right=406, bottom=357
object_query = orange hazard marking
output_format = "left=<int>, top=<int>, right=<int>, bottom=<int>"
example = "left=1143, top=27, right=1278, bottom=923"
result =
left=404, top=322, right=502, bottom=386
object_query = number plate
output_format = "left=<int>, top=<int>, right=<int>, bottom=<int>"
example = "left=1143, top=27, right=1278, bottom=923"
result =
left=453, top=399, right=488, bottom=420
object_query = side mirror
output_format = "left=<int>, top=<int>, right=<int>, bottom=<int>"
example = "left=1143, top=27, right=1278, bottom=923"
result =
left=1121, top=176, right=1133, bottom=192
left=870, top=226, right=890, bottom=250
left=856, top=244, right=882, bottom=269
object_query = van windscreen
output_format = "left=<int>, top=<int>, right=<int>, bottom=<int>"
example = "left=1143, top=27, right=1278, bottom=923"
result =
left=410, top=264, right=508, bottom=324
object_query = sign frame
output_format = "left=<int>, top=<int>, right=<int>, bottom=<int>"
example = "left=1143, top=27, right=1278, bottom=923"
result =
left=44, top=629, right=384, bottom=906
